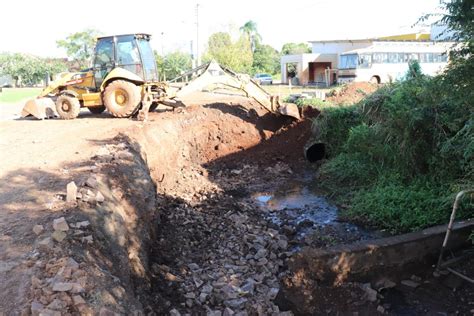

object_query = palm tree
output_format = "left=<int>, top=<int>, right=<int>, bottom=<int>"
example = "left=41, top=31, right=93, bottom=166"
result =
left=240, top=20, right=262, bottom=52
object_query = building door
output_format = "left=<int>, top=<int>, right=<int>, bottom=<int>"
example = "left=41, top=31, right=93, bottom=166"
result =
left=309, top=62, right=332, bottom=85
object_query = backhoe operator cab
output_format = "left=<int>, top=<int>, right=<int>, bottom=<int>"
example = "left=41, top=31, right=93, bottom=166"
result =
left=24, top=33, right=168, bottom=120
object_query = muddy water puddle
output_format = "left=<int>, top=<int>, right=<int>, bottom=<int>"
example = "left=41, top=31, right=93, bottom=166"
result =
left=253, top=179, right=381, bottom=249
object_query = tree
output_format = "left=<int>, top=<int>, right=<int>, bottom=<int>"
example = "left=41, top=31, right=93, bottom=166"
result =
left=0, top=53, right=67, bottom=86
left=56, top=29, right=102, bottom=68
left=163, top=51, right=192, bottom=80
left=203, top=32, right=253, bottom=73
left=428, top=0, right=474, bottom=97
left=239, top=20, right=262, bottom=52
left=281, top=42, right=311, bottom=55
left=252, top=44, right=280, bottom=75
left=154, top=50, right=192, bottom=81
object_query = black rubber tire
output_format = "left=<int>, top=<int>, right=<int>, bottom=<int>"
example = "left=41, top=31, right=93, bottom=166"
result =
left=149, top=102, right=159, bottom=112
left=103, top=80, right=141, bottom=118
left=370, top=76, right=380, bottom=84
left=87, top=106, right=106, bottom=114
left=55, top=95, right=80, bottom=119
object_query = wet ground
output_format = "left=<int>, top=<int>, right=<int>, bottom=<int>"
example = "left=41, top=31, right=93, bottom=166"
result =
left=252, top=177, right=383, bottom=251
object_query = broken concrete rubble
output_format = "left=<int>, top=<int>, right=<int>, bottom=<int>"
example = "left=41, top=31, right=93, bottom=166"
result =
left=33, top=224, right=44, bottom=235
left=96, top=191, right=105, bottom=203
left=85, top=175, right=98, bottom=188
left=53, top=217, right=69, bottom=231
left=66, top=181, right=77, bottom=202
left=51, top=230, right=67, bottom=242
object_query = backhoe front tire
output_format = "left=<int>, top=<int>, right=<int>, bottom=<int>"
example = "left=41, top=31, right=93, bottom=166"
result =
left=103, top=80, right=141, bottom=118
left=87, top=106, right=106, bottom=114
left=55, top=95, right=80, bottom=119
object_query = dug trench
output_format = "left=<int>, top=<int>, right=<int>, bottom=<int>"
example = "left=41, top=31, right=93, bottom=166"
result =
left=76, top=97, right=385, bottom=315
left=14, top=95, right=471, bottom=315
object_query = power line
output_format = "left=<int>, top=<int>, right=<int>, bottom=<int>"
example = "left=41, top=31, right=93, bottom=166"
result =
left=196, top=3, right=200, bottom=66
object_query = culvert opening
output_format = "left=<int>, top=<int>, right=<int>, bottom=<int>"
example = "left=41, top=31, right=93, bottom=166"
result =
left=305, top=142, right=326, bottom=162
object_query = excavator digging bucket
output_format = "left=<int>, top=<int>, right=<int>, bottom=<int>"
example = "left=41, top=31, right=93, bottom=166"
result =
left=269, top=95, right=301, bottom=120
left=21, top=98, right=56, bottom=119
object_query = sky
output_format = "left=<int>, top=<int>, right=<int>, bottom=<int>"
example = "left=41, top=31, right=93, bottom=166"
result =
left=0, top=0, right=444, bottom=58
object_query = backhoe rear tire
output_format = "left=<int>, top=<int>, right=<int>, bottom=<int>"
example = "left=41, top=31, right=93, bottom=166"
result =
left=103, top=80, right=141, bottom=118
left=87, top=106, right=106, bottom=114
left=55, top=95, right=80, bottom=119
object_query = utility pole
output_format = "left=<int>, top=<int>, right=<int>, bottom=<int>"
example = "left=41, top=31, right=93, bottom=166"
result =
left=190, top=40, right=196, bottom=69
left=161, top=32, right=164, bottom=56
left=195, top=3, right=200, bottom=66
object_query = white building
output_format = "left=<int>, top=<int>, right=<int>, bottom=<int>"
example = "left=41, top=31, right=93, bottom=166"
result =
left=280, top=30, right=453, bottom=86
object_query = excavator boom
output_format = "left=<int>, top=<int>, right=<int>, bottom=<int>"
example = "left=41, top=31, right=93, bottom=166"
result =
left=168, top=61, right=301, bottom=120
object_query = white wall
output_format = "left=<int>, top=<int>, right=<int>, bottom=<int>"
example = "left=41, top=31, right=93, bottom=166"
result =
left=280, top=53, right=339, bottom=84
left=280, top=54, right=305, bottom=84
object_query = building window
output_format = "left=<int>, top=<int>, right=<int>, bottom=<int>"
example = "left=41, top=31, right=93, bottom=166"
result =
left=359, top=54, right=372, bottom=68
left=340, top=54, right=358, bottom=69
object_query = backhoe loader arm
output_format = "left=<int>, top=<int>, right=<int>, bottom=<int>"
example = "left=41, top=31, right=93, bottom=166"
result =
left=168, top=61, right=301, bottom=120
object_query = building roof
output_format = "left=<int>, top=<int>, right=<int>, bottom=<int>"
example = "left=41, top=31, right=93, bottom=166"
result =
left=309, top=32, right=432, bottom=43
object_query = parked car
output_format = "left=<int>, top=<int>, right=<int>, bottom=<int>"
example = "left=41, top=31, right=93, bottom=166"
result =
left=253, top=73, right=273, bottom=85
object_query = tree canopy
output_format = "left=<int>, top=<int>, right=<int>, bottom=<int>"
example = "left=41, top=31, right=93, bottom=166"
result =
left=0, top=53, right=67, bottom=86
left=239, top=20, right=262, bottom=52
left=155, top=50, right=192, bottom=81
left=56, top=29, right=102, bottom=69
left=203, top=32, right=253, bottom=73
left=252, top=44, right=280, bottom=75
left=281, top=42, right=311, bottom=55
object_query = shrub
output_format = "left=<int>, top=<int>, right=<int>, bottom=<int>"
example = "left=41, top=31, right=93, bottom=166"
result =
left=313, top=62, right=473, bottom=233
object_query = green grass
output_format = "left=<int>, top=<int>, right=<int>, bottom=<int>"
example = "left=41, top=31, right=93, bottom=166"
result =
left=0, top=88, right=41, bottom=103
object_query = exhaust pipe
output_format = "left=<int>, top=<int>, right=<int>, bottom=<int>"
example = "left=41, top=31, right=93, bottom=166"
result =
left=304, top=141, right=326, bottom=162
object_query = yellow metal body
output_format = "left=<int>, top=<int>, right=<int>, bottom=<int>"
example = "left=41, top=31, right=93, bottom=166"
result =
left=36, top=67, right=150, bottom=108
left=100, top=68, right=144, bottom=90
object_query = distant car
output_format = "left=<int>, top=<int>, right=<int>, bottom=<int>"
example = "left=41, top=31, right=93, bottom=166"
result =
left=254, top=73, right=273, bottom=85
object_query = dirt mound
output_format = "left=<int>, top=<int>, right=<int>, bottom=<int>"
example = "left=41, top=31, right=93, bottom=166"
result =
left=327, top=82, right=378, bottom=105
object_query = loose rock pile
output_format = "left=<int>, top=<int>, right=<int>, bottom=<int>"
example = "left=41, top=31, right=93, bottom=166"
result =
left=26, top=143, right=139, bottom=315
left=29, top=216, right=94, bottom=315
left=150, top=188, right=294, bottom=315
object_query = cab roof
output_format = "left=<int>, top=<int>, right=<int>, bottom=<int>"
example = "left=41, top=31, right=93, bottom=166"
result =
left=97, top=33, right=151, bottom=40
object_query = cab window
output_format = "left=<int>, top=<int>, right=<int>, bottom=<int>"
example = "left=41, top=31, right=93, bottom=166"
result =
left=94, top=38, right=114, bottom=68
left=117, top=36, right=140, bottom=65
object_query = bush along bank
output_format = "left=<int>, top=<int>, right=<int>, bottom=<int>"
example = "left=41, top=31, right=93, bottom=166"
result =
left=313, top=61, right=473, bottom=233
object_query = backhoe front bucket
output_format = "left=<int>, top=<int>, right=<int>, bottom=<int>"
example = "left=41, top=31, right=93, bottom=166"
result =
left=21, top=98, right=56, bottom=119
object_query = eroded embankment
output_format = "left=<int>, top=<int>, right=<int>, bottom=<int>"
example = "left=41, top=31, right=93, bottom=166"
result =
left=123, top=101, right=305, bottom=314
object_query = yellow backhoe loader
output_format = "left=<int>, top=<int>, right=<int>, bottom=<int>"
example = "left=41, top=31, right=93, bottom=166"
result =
left=21, top=33, right=300, bottom=121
